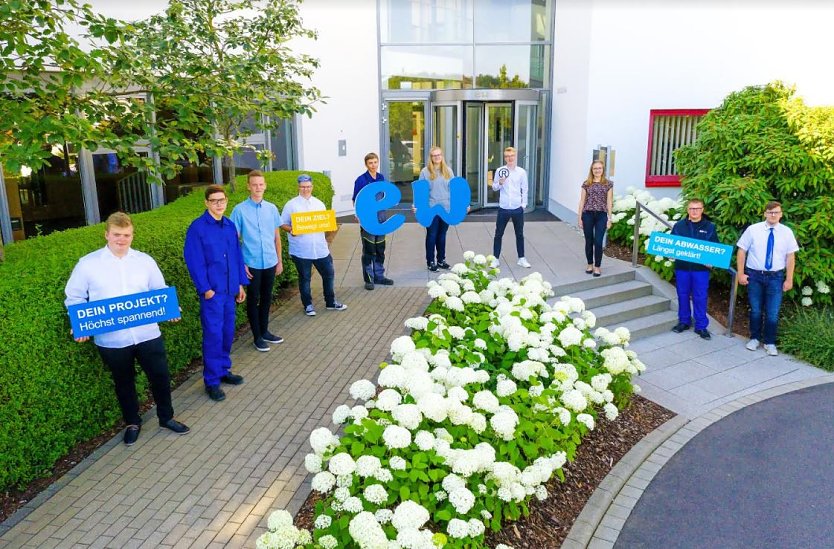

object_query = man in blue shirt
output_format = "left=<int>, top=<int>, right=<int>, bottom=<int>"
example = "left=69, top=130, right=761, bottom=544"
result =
left=184, top=185, right=249, bottom=402
left=352, top=152, right=394, bottom=290
left=670, top=199, right=720, bottom=340
left=231, top=170, right=284, bottom=353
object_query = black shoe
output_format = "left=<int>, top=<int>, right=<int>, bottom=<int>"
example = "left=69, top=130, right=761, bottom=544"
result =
left=124, top=425, right=141, bottom=446
left=206, top=385, right=226, bottom=401
left=695, top=329, right=712, bottom=340
left=262, top=332, right=284, bottom=345
left=428, top=262, right=439, bottom=272
left=220, top=373, right=244, bottom=385
left=436, top=261, right=451, bottom=270
left=159, top=419, right=190, bottom=435
left=375, top=278, right=394, bottom=286
left=253, top=338, right=270, bottom=352
left=671, top=323, right=690, bottom=333
left=364, top=282, right=375, bottom=290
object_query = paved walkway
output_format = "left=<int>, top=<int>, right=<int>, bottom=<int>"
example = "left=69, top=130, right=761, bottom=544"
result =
left=1, top=221, right=829, bottom=548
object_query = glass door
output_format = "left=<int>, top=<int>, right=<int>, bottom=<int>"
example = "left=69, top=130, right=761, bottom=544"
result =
left=463, top=103, right=484, bottom=206
left=484, top=103, right=513, bottom=207
left=431, top=103, right=459, bottom=180
left=515, top=101, right=538, bottom=210
left=384, top=100, right=427, bottom=206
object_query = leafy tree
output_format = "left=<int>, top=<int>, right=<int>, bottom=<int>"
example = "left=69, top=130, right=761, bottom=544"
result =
left=112, top=0, right=322, bottom=190
left=675, top=81, right=834, bottom=302
left=475, top=65, right=527, bottom=89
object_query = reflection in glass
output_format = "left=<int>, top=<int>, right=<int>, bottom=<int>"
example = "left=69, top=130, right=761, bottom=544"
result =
left=271, top=118, right=296, bottom=171
left=380, top=0, right=473, bottom=44
left=474, top=0, right=551, bottom=43
left=516, top=103, right=537, bottom=207
left=475, top=45, right=549, bottom=89
left=485, top=104, right=513, bottom=205
left=382, top=45, right=473, bottom=90
left=387, top=101, right=426, bottom=205
left=92, top=151, right=151, bottom=218
left=15, top=143, right=86, bottom=237
left=463, top=103, right=483, bottom=205
left=432, top=105, right=458, bottom=178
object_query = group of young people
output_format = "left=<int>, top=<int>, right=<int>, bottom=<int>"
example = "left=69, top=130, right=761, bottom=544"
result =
left=575, top=158, right=797, bottom=352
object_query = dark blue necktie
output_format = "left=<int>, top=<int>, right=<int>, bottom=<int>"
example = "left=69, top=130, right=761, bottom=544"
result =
left=765, top=228, right=774, bottom=270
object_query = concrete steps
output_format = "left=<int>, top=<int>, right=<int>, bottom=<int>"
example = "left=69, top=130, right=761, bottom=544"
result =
left=551, top=269, right=676, bottom=341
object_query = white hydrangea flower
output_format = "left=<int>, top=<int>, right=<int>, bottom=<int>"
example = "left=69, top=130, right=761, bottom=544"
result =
left=496, top=378, right=517, bottom=397
left=428, top=284, right=447, bottom=299
left=601, top=347, right=631, bottom=375
left=558, top=325, right=583, bottom=347
left=461, top=291, right=482, bottom=304
left=318, top=534, right=338, bottom=549
left=448, top=518, right=470, bottom=539
left=448, top=326, right=466, bottom=339
left=473, top=390, right=500, bottom=413
left=614, top=326, right=631, bottom=344
left=414, top=430, right=435, bottom=450
left=311, top=471, right=335, bottom=493
left=351, top=405, right=369, bottom=423
left=802, top=286, right=813, bottom=296
left=314, top=514, right=332, bottom=529
left=350, top=379, right=376, bottom=401
left=451, top=263, right=468, bottom=275
left=378, top=364, right=407, bottom=389
left=446, top=386, right=469, bottom=402
left=801, top=297, right=813, bottom=307
left=349, top=512, right=389, bottom=548
left=444, top=296, right=465, bottom=311
left=561, top=389, right=588, bottom=412
left=304, top=453, right=322, bottom=474
left=309, top=427, right=339, bottom=456
left=405, top=316, right=430, bottom=330
left=375, top=508, right=393, bottom=524
left=376, top=388, right=403, bottom=411
left=343, top=496, right=363, bottom=513
left=604, top=402, right=619, bottom=420
left=332, top=404, right=351, bottom=425
left=389, top=456, right=407, bottom=471
left=417, top=393, right=449, bottom=423
left=328, top=453, right=356, bottom=476
left=490, top=408, right=519, bottom=440
left=356, top=455, right=382, bottom=478
left=463, top=250, right=476, bottom=261
left=577, top=413, right=595, bottom=430
left=392, top=403, right=423, bottom=430
left=382, top=425, right=412, bottom=449
left=449, top=487, right=475, bottom=514
left=817, top=281, right=830, bottom=294
left=391, top=500, right=430, bottom=532
left=336, top=473, right=353, bottom=488
left=363, top=484, right=389, bottom=505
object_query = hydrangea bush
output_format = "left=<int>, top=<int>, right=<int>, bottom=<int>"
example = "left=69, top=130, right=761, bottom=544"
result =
left=258, top=252, right=644, bottom=549
left=608, top=187, right=684, bottom=281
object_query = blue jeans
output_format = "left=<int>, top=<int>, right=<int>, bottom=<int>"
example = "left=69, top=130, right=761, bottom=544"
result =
left=746, top=268, right=785, bottom=344
left=291, top=254, right=336, bottom=308
left=675, top=269, right=710, bottom=330
left=581, top=210, right=608, bottom=267
left=425, top=217, right=449, bottom=264
left=493, top=207, right=525, bottom=258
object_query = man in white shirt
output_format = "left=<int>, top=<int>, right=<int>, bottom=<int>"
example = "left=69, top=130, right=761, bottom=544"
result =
left=280, top=174, right=347, bottom=316
left=736, top=200, right=799, bottom=356
left=65, top=212, right=190, bottom=446
left=491, top=147, right=531, bottom=268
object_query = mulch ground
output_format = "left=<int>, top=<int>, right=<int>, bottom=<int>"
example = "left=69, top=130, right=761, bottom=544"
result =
left=293, top=396, right=675, bottom=547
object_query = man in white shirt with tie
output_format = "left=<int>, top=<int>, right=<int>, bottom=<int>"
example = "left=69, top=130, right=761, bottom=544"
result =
left=736, top=201, right=799, bottom=356
left=490, top=147, right=531, bottom=269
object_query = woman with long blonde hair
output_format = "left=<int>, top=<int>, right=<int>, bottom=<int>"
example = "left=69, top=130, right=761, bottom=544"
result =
left=577, top=159, right=613, bottom=276
left=416, top=146, right=454, bottom=271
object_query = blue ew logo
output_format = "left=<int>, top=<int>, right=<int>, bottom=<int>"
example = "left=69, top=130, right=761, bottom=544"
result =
left=354, top=177, right=471, bottom=235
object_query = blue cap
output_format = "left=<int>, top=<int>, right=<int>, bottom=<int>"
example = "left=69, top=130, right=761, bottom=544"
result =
left=297, top=174, right=312, bottom=183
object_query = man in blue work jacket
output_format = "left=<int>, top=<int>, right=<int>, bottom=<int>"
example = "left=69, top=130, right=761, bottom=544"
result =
left=670, top=198, right=720, bottom=340
left=184, top=184, right=249, bottom=402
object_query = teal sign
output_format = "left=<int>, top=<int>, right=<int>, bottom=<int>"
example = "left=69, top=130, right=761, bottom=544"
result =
left=68, top=287, right=180, bottom=337
left=646, top=231, right=733, bottom=269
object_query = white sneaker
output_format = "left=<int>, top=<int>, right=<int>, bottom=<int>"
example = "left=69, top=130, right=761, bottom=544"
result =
left=517, top=257, right=531, bottom=268
left=764, top=344, right=778, bottom=356
left=745, top=339, right=760, bottom=351
left=490, top=258, right=500, bottom=268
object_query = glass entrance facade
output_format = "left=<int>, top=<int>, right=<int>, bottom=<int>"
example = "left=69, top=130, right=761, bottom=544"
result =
left=379, top=0, right=553, bottom=210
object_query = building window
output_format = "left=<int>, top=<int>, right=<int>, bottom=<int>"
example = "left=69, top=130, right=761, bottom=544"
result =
left=645, top=109, right=709, bottom=187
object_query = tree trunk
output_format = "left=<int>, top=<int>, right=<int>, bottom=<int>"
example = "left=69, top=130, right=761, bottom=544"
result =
left=225, top=153, right=236, bottom=192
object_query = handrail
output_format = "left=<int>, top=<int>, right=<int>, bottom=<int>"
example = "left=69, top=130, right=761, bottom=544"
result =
left=629, top=200, right=738, bottom=337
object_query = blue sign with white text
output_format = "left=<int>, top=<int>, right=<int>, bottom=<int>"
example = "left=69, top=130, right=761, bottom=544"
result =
left=646, top=231, right=733, bottom=269
left=68, top=287, right=180, bottom=337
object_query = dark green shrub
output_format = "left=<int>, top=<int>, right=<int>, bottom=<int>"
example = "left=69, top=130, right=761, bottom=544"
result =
left=779, top=306, right=834, bottom=370
left=675, top=82, right=834, bottom=305
left=0, top=170, right=332, bottom=491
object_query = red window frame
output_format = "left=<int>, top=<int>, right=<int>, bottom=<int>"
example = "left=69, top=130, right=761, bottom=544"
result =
left=645, top=109, right=709, bottom=187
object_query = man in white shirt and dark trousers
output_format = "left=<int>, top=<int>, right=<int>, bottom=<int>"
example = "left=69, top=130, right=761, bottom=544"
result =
left=280, top=174, right=348, bottom=316
left=736, top=201, right=799, bottom=356
left=65, top=212, right=190, bottom=446
left=491, top=147, right=531, bottom=269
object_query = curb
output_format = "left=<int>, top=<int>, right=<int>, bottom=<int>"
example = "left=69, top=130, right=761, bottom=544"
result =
left=563, top=374, right=834, bottom=548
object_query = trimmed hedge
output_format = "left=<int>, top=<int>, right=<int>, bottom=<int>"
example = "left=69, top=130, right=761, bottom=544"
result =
left=0, top=170, right=333, bottom=491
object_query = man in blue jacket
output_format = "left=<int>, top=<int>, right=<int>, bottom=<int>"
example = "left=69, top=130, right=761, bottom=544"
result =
left=184, top=185, right=249, bottom=401
left=352, top=152, right=394, bottom=290
left=671, top=198, right=720, bottom=340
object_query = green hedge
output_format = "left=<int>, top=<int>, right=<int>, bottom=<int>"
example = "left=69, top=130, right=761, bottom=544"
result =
left=0, top=170, right=333, bottom=491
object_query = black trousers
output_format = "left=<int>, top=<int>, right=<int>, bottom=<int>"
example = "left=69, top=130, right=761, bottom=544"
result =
left=582, top=210, right=608, bottom=267
left=360, top=228, right=386, bottom=283
left=97, top=336, right=174, bottom=426
left=246, top=265, right=276, bottom=341
left=493, top=207, right=525, bottom=258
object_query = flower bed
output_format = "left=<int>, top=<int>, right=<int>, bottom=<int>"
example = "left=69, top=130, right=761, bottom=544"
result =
left=257, top=253, right=645, bottom=549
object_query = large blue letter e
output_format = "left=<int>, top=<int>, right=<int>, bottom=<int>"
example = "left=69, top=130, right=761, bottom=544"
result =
left=355, top=182, right=403, bottom=236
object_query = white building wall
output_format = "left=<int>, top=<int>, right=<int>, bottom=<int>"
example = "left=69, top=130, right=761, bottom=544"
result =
left=295, top=0, right=380, bottom=215
left=550, top=1, right=834, bottom=219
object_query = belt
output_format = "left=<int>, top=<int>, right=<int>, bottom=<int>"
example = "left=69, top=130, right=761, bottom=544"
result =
left=745, top=268, right=784, bottom=276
